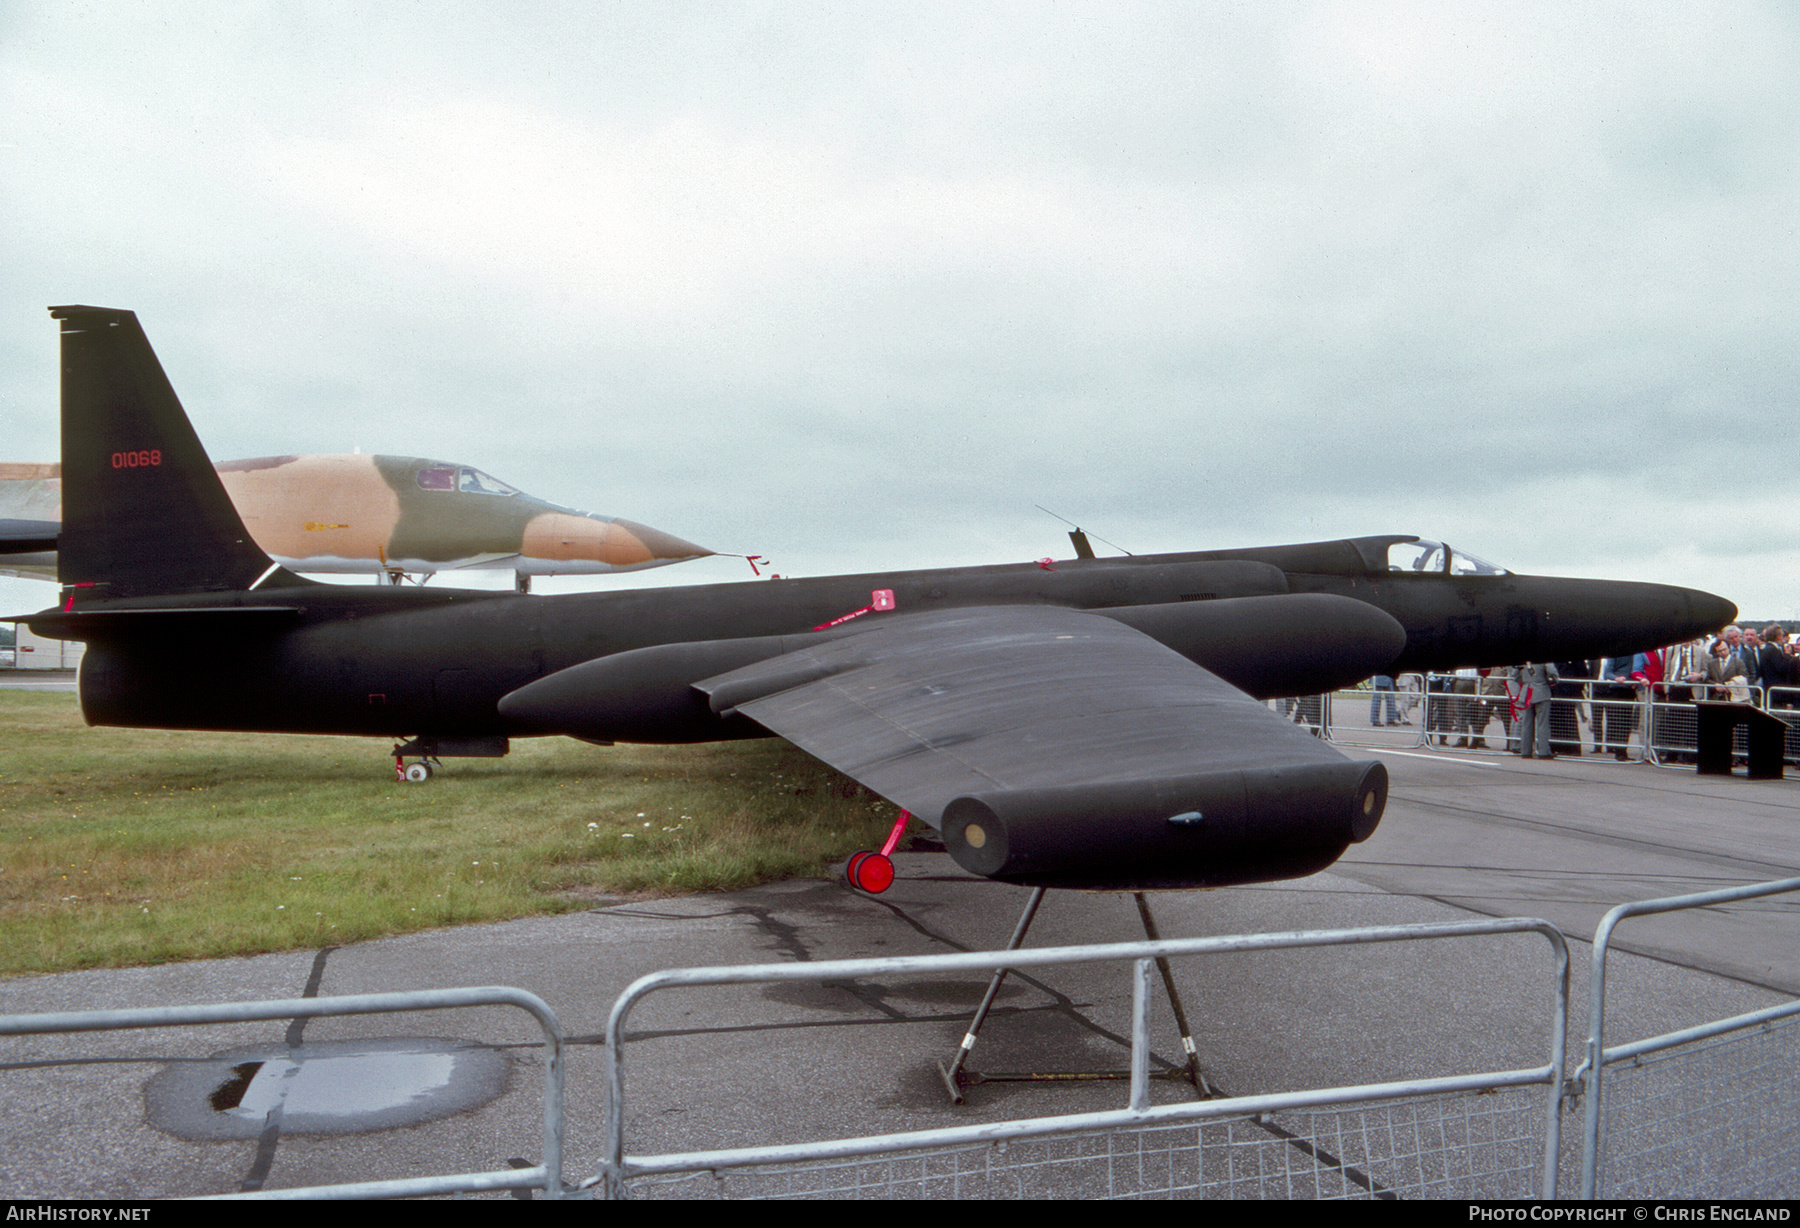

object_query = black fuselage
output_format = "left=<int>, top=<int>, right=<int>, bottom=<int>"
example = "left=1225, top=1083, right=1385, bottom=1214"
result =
left=58, top=544, right=1733, bottom=743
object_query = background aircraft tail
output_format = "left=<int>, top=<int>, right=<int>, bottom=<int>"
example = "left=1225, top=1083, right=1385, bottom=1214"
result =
left=50, top=305, right=302, bottom=601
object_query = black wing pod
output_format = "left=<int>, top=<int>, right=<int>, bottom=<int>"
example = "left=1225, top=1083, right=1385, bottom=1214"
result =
left=941, top=759, right=1387, bottom=891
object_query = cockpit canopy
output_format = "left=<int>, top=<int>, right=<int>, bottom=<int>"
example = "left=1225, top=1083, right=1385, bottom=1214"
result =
left=1177, top=534, right=1512, bottom=578
left=416, top=466, right=520, bottom=497
left=1385, top=538, right=1507, bottom=577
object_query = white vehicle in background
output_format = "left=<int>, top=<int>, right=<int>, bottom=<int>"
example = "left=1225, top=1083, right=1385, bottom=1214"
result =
left=7, top=623, right=80, bottom=670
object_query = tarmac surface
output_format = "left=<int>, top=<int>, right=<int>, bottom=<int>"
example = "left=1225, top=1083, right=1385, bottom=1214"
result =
left=0, top=724, right=1796, bottom=1199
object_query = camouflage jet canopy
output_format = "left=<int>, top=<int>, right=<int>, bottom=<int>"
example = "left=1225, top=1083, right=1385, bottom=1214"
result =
left=0, top=456, right=711, bottom=584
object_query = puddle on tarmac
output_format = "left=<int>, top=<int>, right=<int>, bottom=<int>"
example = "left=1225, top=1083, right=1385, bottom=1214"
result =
left=146, top=1037, right=511, bottom=1140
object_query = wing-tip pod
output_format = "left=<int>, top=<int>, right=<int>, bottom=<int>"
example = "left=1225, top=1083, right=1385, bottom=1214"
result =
left=941, top=759, right=1387, bottom=891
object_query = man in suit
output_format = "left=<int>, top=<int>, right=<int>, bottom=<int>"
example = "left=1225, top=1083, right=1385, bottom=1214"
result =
left=1510, top=662, right=1560, bottom=759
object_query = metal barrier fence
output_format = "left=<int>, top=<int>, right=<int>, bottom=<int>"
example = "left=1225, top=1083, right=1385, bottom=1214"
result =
left=1642, top=684, right=1796, bottom=767
left=595, top=919, right=1571, bottom=1200
left=619, top=1087, right=1553, bottom=1200
left=1317, top=676, right=1426, bottom=748
left=1313, top=676, right=1800, bottom=767
left=1776, top=689, right=1800, bottom=765
left=1589, top=1006, right=1800, bottom=1200
left=1421, top=678, right=1636, bottom=759
left=0, top=987, right=568, bottom=1201
left=1643, top=684, right=1697, bottom=763
left=1577, top=878, right=1800, bottom=1200
left=6, top=889, right=1799, bottom=1198
left=1318, top=678, right=1617, bottom=757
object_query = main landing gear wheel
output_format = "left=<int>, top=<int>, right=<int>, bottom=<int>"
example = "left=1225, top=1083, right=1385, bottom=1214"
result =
left=844, top=810, right=912, bottom=895
left=392, top=739, right=443, bottom=783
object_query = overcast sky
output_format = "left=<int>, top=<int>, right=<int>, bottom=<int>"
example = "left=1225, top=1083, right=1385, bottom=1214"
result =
left=3, top=2, right=1795, bottom=621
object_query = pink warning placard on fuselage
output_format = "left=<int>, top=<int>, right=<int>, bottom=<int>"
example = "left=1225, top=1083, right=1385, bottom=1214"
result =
left=813, top=589, right=899, bottom=631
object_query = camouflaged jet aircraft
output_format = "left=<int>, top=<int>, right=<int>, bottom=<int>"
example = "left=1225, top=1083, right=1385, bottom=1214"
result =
left=0, top=454, right=710, bottom=589
left=13, top=307, right=1735, bottom=897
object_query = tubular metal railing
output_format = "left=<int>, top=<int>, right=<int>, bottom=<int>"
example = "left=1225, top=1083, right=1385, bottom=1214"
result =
left=595, top=918, right=1571, bottom=1200
left=1575, top=877, right=1800, bottom=1200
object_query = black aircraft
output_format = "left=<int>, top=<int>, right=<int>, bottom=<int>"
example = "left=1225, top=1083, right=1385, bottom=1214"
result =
left=14, top=307, right=1735, bottom=897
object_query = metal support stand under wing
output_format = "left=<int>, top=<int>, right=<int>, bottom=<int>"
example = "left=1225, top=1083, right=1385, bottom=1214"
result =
left=938, top=888, right=1218, bottom=1105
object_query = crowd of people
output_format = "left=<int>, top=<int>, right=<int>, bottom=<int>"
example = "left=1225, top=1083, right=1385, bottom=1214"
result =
left=1682, top=623, right=1799, bottom=704
left=1359, top=624, right=1797, bottom=761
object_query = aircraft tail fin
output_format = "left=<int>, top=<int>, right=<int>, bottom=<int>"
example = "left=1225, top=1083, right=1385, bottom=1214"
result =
left=50, top=306, right=305, bottom=601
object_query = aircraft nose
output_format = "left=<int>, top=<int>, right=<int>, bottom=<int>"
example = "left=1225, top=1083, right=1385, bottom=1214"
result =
left=611, top=519, right=713, bottom=565
left=1682, top=587, right=1737, bottom=639
left=520, top=513, right=712, bottom=568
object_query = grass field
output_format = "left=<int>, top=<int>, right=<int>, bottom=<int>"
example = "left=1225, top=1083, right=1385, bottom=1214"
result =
left=0, top=692, right=904, bottom=976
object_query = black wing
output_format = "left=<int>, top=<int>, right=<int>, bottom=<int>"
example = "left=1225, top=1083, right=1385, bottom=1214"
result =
left=696, top=606, right=1386, bottom=890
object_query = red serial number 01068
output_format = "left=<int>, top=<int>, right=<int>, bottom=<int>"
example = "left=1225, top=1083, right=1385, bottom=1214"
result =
left=112, top=450, right=161, bottom=468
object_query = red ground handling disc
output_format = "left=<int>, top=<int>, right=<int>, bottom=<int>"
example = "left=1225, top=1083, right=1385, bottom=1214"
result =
left=849, top=852, right=895, bottom=894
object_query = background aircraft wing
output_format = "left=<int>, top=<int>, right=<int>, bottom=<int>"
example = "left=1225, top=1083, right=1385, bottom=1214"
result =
left=695, top=605, right=1386, bottom=889
left=0, top=519, right=59, bottom=554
